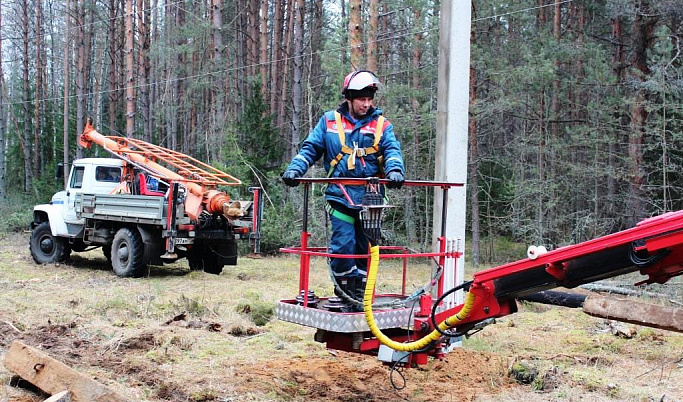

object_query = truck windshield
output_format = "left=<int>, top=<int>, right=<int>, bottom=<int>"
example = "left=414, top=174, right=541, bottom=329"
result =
left=96, top=167, right=121, bottom=182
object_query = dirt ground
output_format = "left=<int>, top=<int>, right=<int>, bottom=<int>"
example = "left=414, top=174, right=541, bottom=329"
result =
left=2, top=230, right=683, bottom=401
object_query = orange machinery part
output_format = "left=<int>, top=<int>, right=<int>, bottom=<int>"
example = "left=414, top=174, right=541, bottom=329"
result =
left=78, top=121, right=231, bottom=221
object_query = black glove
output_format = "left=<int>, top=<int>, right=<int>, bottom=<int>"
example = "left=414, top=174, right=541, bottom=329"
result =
left=282, top=170, right=301, bottom=187
left=386, top=171, right=404, bottom=189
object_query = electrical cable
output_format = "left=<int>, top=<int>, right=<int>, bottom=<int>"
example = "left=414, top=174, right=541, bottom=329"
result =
left=389, top=352, right=410, bottom=391
left=628, top=242, right=670, bottom=267
left=0, top=0, right=576, bottom=107
left=430, top=281, right=473, bottom=338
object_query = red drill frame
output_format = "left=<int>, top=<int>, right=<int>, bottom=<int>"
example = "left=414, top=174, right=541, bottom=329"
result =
left=277, top=177, right=683, bottom=367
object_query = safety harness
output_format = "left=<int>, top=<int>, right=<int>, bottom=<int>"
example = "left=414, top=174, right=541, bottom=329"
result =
left=326, top=111, right=386, bottom=223
left=328, top=111, right=385, bottom=176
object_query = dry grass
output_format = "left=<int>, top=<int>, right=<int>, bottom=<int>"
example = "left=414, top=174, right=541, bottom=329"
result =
left=1, top=231, right=683, bottom=401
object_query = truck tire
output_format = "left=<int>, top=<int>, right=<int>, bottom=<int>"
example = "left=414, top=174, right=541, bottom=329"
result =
left=111, top=228, right=145, bottom=277
left=102, top=244, right=112, bottom=265
left=29, top=222, right=71, bottom=264
left=188, top=246, right=224, bottom=275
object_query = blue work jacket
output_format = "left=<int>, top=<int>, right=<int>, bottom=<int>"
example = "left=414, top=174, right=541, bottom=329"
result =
left=286, top=103, right=405, bottom=209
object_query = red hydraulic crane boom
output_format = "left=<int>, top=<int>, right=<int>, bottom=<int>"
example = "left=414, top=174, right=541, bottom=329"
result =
left=78, top=121, right=240, bottom=221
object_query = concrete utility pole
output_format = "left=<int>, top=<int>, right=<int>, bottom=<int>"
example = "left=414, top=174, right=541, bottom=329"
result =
left=432, top=1, right=471, bottom=307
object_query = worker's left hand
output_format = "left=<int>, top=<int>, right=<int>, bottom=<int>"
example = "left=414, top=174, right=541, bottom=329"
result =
left=386, top=171, right=404, bottom=189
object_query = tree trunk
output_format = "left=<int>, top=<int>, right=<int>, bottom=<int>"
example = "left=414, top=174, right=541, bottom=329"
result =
left=309, top=0, right=323, bottom=121
left=627, top=10, right=657, bottom=225
left=64, top=0, right=72, bottom=188
left=22, top=0, right=33, bottom=192
left=138, top=0, right=151, bottom=142
left=259, top=0, right=268, bottom=98
left=92, top=44, right=104, bottom=133
left=349, top=0, right=363, bottom=68
left=607, top=15, right=623, bottom=222
left=34, top=0, right=43, bottom=178
left=0, top=5, right=5, bottom=199
left=48, top=1, right=58, bottom=162
left=270, top=0, right=284, bottom=116
left=83, top=0, right=94, bottom=121
left=405, top=8, right=422, bottom=245
left=277, top=0, right=295, bottom=145
left=291, top=0, right=304, bottom=161
left=249, top=0, right=259, bottom=80
left=537, top=0, right=546, bottom=26
left=551, top=0, right=561, bottom=140
left=74, top=0, right=85, bottom=158
left=469, top=60, right=480, bottom=268
left=366, top=0, right=379, bottom=72
left=341, top=0, right=347, bottom=67
left=125, top=0, right=136, bottom=136
left=212, top=0, right=223, bottom=116
left=235, top=0, right=246, bottom=115
left=108, top=0, right=118, bottom=133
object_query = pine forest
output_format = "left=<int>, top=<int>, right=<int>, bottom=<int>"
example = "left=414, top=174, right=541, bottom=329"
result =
left=0, top=0, right=681, bottom=263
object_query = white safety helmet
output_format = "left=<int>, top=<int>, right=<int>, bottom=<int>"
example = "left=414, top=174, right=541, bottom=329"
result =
left=342, top=70, right=381, bottom=99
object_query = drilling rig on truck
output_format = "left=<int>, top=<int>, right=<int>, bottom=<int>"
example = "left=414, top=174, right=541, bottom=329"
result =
left=29, top=120, right=262, bottom=277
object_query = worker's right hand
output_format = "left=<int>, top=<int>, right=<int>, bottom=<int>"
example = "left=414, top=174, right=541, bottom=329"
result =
left=282, top=170, right=301, bottom=187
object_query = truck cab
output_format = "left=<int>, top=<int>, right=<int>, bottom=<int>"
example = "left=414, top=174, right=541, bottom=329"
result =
left=41, top=158, right=124, bottom=237
left=57, top=158, right=124, bottom=227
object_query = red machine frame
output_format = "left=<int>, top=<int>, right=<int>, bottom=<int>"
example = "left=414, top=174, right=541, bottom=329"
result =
left=278, top=177, right=683, bottom=367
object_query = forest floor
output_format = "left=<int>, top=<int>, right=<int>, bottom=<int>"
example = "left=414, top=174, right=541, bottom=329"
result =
left=2, top=230, right=683, bottom=401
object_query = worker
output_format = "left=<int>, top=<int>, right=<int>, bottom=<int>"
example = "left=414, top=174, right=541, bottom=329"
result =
left=96, top=169, right=108, bottom=181
left=282, top=70, right=405, bottom=311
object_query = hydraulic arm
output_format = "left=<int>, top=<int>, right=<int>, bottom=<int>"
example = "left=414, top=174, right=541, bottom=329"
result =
left=428, top=210, right=683, bottom=331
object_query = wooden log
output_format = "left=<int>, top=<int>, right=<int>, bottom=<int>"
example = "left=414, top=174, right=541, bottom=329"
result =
left=583, top=295, right=683, bottom=333
left=44, top=390, right=71, bottom=402
left=3, top=341, right=129, bottom=402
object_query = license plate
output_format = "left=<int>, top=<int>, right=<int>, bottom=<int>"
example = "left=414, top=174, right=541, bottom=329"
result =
left=174, top=238, right=193, bottom=244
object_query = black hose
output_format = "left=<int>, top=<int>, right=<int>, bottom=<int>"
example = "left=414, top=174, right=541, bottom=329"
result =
left=430, top=281, right=473, bottom=337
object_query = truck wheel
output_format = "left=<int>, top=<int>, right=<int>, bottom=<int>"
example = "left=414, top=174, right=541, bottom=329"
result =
left=188, top=247, right=223, bottom=275
left=102, top=245, right=112, bottom=265
left=111, top=228, right=145, bottom=277
left=29, top=222, right=71, bottom=264
left=201, top=252, right=224, bottom=275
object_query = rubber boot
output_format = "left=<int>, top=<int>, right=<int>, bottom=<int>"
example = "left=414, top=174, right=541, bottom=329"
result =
left=354, top=276, right=367, bottom=303
left=335, top=276, right=364, bottom=313
left=349, top=277, right=367, bottom=313
left=334, top=276, right=355, bottom=300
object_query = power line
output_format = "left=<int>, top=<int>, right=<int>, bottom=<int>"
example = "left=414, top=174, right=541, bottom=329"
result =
left=0, top=0, right=576, bottom=108
left=473, top=0, right=575, bottom=22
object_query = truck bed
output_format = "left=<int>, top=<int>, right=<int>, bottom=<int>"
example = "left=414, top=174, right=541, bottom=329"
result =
left=76, top=193, right=186, bottom=226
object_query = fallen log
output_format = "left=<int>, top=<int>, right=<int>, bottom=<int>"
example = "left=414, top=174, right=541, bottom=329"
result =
left=583, top=295, right=683, bottom=333
left=3, top=340, right=129, bottom=402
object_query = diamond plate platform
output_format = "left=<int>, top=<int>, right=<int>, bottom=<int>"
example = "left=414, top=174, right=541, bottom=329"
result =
left=277, top=297, right=421, bottom=333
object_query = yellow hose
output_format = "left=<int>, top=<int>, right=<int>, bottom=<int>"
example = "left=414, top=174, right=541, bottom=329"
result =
left=363, top=245, right=477, bottom=352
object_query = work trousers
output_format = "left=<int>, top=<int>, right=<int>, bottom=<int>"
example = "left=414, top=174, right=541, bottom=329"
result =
left=328, top=202, right=369, bottom=278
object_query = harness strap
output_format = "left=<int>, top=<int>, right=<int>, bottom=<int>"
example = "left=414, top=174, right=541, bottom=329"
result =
left=327, top=205, right=355, bottom=224
left=330, top=112, right=386, bottom=172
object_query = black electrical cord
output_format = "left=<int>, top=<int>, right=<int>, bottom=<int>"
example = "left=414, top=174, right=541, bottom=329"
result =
left=629, top=242, right=670, bottom=267
left=430, top=281, right=473, bottom=338
left=389, top=352, right=410, bottom=391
